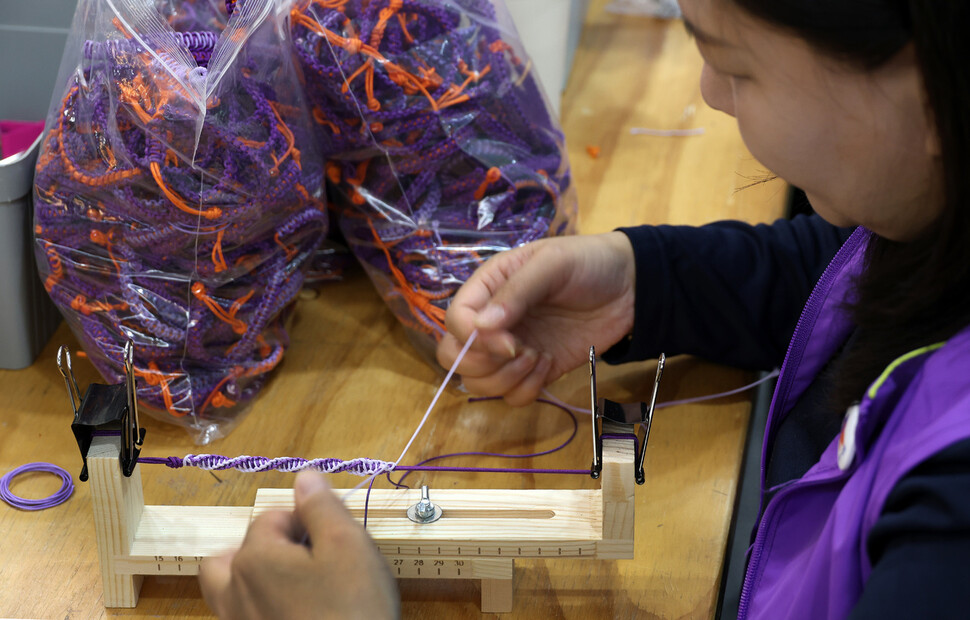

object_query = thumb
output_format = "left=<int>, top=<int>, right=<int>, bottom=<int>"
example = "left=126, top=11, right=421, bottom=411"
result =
left=293, top=471, right=355, bottom=547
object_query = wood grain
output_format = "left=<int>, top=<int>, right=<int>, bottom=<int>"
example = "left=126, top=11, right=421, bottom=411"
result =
left=0, top=0, right=786, bottom=617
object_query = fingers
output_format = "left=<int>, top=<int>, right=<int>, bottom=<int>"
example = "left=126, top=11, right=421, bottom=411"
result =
left=446, top=285, right=519, bottom=361
left=502, top=352, right=554, bottom=406
left=198, top=551, right=234, bottom=615
left=436, top=332, right=511, bottom=376
left=446, top=240, right=563, bottom=360
left=243, top=509, right=304, bottom=547
left=459, top=349, right=554, bottom=405
left=293, top=471, right=357, bottom=552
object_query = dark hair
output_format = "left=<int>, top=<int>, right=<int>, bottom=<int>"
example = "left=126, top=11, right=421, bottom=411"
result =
left=731, top=1, right=970, bottom=410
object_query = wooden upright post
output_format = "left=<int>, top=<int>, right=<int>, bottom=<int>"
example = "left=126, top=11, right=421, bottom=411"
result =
left=87, top=435, right=144, bottom=607
left=598, top=422, right=636, bottom=559
left=480, top=561, right=514, bottom=613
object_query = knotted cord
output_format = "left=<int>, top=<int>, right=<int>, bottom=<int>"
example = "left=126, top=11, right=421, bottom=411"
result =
left=291, top=0, right=576, bottom=346
left=34, top=2, right=325, bottom=434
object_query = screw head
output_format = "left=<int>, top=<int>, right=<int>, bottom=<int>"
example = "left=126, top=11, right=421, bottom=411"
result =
left=407, top=485, right=442, bottom=524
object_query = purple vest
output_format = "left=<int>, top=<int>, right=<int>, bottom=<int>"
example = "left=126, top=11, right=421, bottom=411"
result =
left=738, top=227, right=970, bottom=619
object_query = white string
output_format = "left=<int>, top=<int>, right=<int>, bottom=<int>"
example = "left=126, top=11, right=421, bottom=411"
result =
left=342, top=329, right=479, bottom=498
left=392, top=329, right=478, bottom=466
left=540, top=368, right=780, bottom=415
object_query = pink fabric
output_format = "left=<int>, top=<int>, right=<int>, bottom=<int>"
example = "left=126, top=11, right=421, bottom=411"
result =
left=1, top=120, right=44, bottom=159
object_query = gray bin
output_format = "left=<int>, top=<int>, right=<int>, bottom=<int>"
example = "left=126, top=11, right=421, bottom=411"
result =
left=0, top=137, right=61, bottom=369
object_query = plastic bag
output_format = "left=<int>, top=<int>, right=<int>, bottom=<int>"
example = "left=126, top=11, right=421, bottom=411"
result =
left=291, top=0, right=576, bottom=362
left=34, top=0, right=326, bottom=443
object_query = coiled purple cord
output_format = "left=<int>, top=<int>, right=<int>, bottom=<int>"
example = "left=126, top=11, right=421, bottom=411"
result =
left=0, top=463, right=74, bottom=511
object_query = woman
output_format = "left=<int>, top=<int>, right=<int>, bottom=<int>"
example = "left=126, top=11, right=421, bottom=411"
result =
left=199, top=1, right=970, bottom=618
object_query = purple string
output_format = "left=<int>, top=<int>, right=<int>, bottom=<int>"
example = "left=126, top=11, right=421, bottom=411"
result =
left=35, top=3, right=326, bottom=427
left=293, top=0, right=574, bottom=343
left=135, top=397, right=585, bottom=479
left=135, top=399, right=637, bottom=479
left=363, top=475, right=377, bottom=530
left=391, top=396, right=581, bottom=488
left=602, top=433, right=640, bottom=457
left=0, top=463, right=74, bottom=511
left=395, top=466, right=588, bottom=474
left=655, top=369, right=780, bottom=409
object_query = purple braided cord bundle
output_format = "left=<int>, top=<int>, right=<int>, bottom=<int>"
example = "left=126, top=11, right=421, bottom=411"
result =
left=291, top=0, right=576, bottom=352
left=34, top=0, right=325, bottom=440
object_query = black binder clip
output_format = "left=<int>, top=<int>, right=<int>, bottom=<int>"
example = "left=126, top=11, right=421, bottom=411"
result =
left=589, top=347, right=664, bottom=485
left=58, top=341, right=145, bottom=481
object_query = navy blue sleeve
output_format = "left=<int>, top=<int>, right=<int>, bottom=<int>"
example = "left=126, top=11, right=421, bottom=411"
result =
left=848, top=438, right=970, bottom=620
left=602, top=214, right=853, bottom=370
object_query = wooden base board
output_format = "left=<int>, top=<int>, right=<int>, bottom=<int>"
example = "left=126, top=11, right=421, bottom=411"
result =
left=86, top=428, right=635, bottom=613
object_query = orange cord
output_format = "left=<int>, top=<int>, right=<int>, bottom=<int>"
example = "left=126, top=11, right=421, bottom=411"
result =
left=313, top=107, right=342, bottom=134
left=149, top=162, right=222, bottom=220
left=367, top=220, right=446, bottom=332
left=212, top=228, right=229, bottom=273
left=473, top=167, right=502, bottom=200
left=191, top=282, right=253, bottom=334
left=197, top=371, right=239, bottom=416
left=42, top=242, right=63, bottom=293
left=51, top=125, right=141, bottom=187
left=274, top=231, right=300, bottom=260
left=70, top=294, right=129, bottom=316
left=89, top=229, right=123, bottom=274
left=134, top=361, right=183, bottom=417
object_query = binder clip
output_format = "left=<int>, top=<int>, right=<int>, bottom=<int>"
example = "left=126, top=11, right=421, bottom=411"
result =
left=58, top=341, right=145, bottom=481
left=588, top=346, right=664, bottom=485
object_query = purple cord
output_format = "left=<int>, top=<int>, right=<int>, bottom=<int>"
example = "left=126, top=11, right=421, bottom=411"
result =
left=34, top=1, right=326, bottom=435
left=540, top=369, right=780, bottom=416
left=395, top=465, right=589, bottom=474
left=292, top=0, right=576, bottom=345
left=602, top=432, right=640, bottom=457
left=0, top=463, right=74, bottom=511
left=136, top=398, right=636, bottom=479
left=363, top=475, right=377, bottom=530
left=391, top=396, right=581, bottom=488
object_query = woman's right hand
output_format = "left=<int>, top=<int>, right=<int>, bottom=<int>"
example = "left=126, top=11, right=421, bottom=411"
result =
left=436, top=231, right=637, bottom=405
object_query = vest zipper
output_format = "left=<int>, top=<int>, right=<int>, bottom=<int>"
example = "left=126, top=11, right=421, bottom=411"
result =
left=737, top=226, right=868, bottom=620
left=737, top=467, right=854, bottom=619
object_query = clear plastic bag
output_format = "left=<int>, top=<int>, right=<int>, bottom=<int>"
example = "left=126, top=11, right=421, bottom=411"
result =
left=34, top=0, right=326, bottom=443
left=291, top=0, right=577, bottom=362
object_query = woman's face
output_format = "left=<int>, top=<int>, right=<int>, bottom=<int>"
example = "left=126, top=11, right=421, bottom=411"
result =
left=679, top=0, right=943, bottom=240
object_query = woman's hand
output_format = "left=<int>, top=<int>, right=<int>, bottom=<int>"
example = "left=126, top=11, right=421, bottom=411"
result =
left=437, top=232, right=636, bottom=405
left=198, top=472, right=399, bottom=620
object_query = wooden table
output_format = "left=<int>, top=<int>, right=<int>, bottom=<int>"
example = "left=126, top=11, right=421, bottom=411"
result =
left=0, top=1, right=787, bottom=618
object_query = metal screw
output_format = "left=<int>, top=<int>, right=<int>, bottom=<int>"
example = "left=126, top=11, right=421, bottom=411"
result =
left=415, top=486, right=434, bottom=518
left=407, top=485, right=442, bottom=524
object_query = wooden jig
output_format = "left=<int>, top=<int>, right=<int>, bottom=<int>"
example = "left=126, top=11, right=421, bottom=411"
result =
left=68, top=346, right=651, bottom=613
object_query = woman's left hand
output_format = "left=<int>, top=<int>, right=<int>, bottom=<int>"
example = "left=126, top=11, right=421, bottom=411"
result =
left=198, top=471, right=400, bottom=620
